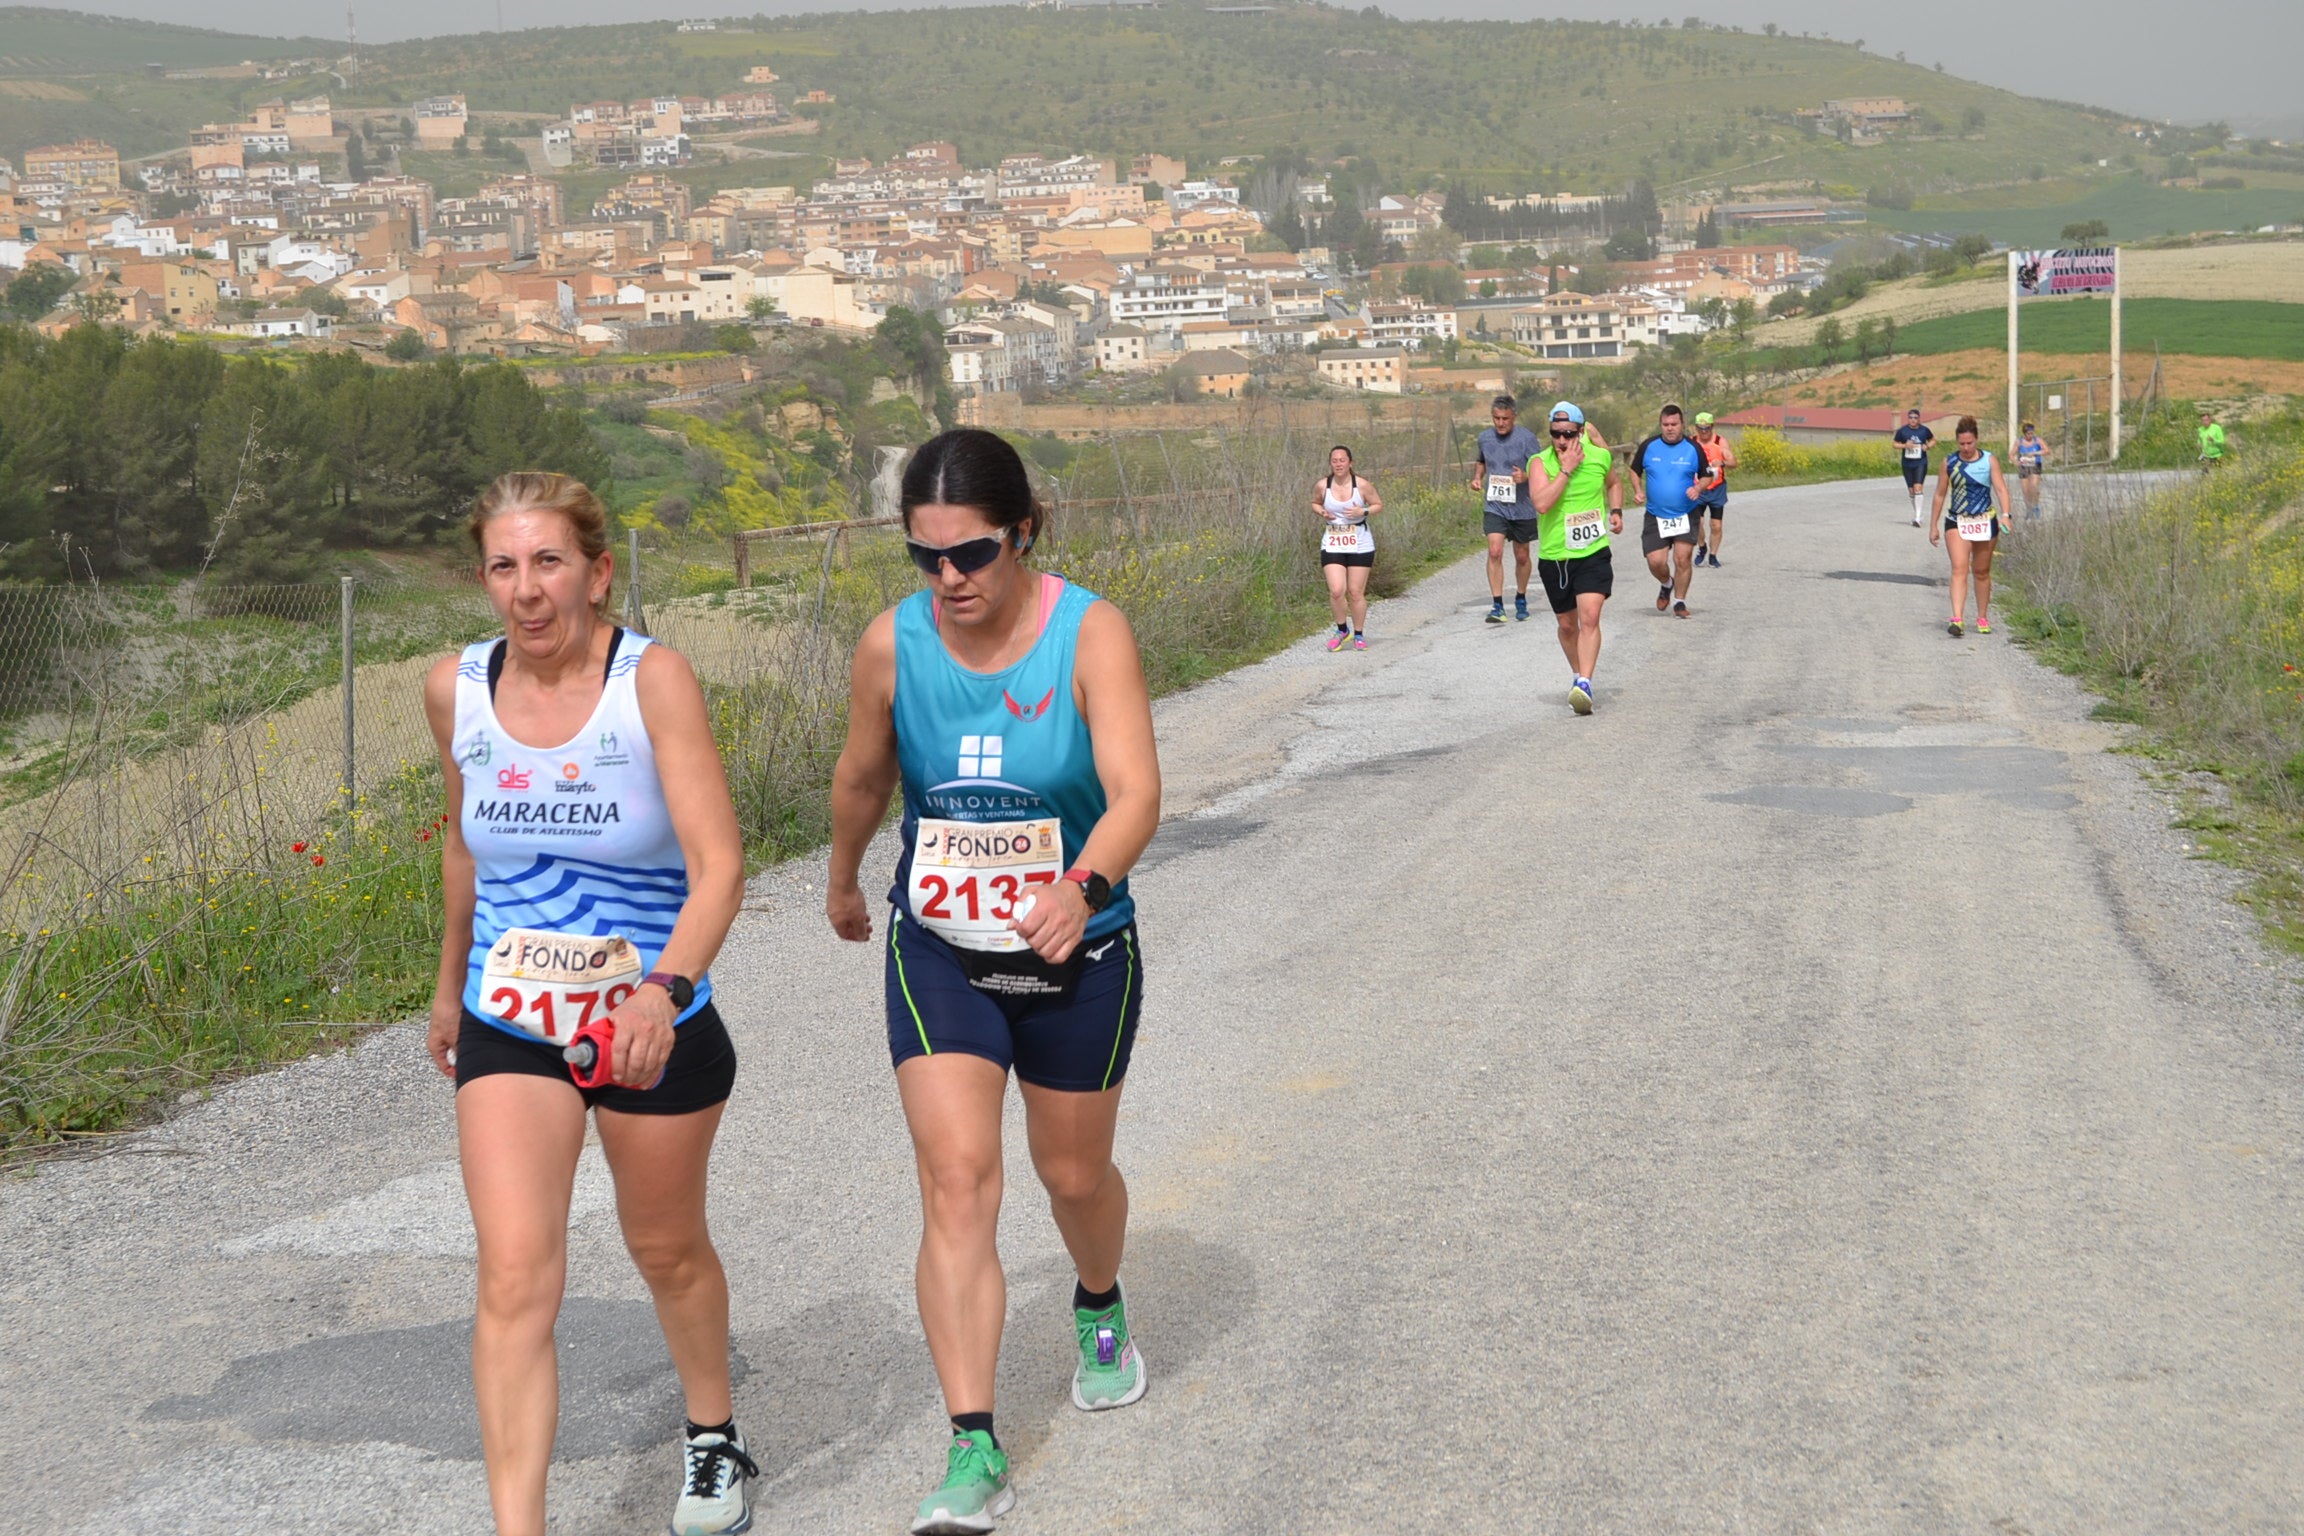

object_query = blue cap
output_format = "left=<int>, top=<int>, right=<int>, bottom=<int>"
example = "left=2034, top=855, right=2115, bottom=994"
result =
left=1548, top=401, right=1585, bottom=425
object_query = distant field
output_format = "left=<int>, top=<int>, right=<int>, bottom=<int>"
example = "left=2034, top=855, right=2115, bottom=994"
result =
left=1890, top=299, right=2304, bottom=363
left=1758, top=242, right=2304, bottom=344
left=1784, top=348, right=2304, bottom=417
left=1868, top=177, right=2304, bottom=245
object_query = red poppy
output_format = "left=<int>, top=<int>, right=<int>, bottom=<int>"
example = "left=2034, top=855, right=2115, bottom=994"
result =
left=312, top=855, right=326, bottom=867
left=292, top=841, right=307, bottom=853
left=418, top=830, right=432, bottom=842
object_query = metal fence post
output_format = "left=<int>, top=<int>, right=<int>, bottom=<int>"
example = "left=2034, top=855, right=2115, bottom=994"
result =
left=625, top=530, right=647, bottom=633
left=339, top=576, right=356, bottom=811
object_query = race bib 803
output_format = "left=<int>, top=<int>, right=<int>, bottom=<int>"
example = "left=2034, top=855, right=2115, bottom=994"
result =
left=1565, top=509, right=1608, bottom=551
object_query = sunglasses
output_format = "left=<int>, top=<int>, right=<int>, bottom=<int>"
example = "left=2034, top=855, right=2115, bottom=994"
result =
left=1550, top=428, right=1580, bottom=439
left=905, top=534, right=1008, bottom=576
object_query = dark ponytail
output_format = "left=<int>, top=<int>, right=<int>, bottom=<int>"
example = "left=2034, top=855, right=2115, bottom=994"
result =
left=900, top=428, right=1047, bottom=552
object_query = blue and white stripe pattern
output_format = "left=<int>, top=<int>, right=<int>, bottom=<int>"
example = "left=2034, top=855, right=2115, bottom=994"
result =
left=452, top=633, right=711, bottom=1038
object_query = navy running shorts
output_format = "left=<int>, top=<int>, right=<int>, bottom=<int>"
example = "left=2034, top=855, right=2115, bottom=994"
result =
left=1902, top=459, right=1929, bottom=487
left=885, top=909, right=1144, bottom=1092
left=454, top=1003, right=736, bottom=1115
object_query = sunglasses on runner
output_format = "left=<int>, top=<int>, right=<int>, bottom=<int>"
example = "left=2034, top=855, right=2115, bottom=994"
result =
left=1550, top=428, right=1579, bottom=439
left=905, top=534, right=1008, bottom=576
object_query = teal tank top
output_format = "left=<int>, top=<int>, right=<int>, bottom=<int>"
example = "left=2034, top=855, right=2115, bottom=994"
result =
left=890, top=574, right=1134, bottom=945
left=1948, top=451, right=1996, bottom=518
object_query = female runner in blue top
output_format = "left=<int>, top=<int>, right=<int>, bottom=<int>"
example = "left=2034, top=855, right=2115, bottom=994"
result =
left=1927, top=415, right=2015, bottom=637
left=422, top=473, right=752, bottom=1536
left=827, top=429, right=1162, bottom=1535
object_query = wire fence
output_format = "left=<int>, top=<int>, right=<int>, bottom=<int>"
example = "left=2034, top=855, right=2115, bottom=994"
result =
left=0, top=414, right=1477, bottom=1143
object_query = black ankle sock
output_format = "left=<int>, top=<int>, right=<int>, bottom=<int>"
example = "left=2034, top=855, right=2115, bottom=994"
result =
left=951, top=1412, right=997, bottom=1448
left=686, top=1417, right=736, bottom=1441
left=1073, top=1279, right=1121, bottom=1312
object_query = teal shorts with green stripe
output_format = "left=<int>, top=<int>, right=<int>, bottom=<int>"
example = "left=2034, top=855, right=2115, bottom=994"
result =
left=885, top=909, right=1143, bottom=1091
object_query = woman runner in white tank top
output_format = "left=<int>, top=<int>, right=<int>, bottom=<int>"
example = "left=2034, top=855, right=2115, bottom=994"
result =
left=1310, top=444, right=1383, bottom=651
left=421, top=473, right=751, bottom=1536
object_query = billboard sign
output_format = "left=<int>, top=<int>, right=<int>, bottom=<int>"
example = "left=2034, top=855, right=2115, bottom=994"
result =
left=2014, top=247, right=2116, bottom=299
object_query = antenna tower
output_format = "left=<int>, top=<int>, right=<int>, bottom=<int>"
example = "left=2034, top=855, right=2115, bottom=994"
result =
left=346, top=2, right=358, bottom=70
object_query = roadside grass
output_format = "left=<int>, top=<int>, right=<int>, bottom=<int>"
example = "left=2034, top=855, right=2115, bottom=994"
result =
left=1999, top=444, right=2304, bottom=959
left=1, top=426, right=1478, bottom=1152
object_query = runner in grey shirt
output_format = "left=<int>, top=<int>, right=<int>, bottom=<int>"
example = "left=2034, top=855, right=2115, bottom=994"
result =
left=1468, top=394, right=1544, bottom=623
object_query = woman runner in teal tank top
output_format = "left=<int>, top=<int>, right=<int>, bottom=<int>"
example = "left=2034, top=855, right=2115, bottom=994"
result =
left=1927, top=414, right=2014, bottom=637
left=827, top=429, right=1162, bottom=1535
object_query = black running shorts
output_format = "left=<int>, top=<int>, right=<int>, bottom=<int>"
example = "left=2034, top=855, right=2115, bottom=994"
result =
left=453, top=1004, right=736, bottom=1115
left=1538, top=547, right=1614, bottom=613
left=1321, top=549, right=1376, bottom=568
left=1482, top=512, right=1539, bottom=542
left=1640, top=511, right=1700, bottom=554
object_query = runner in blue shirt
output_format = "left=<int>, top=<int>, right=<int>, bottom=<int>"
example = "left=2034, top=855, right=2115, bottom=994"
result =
left=1629, top=403, right=1706, bottom=618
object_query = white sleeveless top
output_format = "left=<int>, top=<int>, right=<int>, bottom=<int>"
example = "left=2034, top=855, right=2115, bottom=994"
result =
left=1321, top=476, right=1374, bottom=555
left=451, top=631, right=711, bottom=1039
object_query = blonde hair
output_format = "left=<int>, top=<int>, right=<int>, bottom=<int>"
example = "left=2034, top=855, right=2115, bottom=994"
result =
left=468, top=472, right=614, bottom=616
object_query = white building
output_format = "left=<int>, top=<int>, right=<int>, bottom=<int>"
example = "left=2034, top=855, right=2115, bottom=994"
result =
left=220, top=307, right=333, bottom=339
left=1109, top=273, right=1229, bottom=332
left=1510, top=292, right=1629, bottom=363
left=1365, top=300, right=1458, bottom=349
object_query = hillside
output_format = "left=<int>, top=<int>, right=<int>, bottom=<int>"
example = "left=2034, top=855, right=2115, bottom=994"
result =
left=3, top=4, right=2144, bottom=200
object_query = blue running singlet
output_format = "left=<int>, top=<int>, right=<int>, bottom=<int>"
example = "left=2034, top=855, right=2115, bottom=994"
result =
left=889, top=574, right=1134, bottom=950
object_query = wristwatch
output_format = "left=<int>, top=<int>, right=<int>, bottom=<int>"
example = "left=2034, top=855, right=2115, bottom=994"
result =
left=642, top=971, right=695, bottom=1010
left=1061, top=867, right=1112, bottom=913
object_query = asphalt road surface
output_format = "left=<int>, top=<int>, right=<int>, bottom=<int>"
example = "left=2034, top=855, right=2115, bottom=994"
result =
left=7, top=478, right=2304, bottom=1534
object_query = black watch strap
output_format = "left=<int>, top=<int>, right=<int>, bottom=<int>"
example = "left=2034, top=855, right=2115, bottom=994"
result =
left=644, top=971, right=695, bottom=1010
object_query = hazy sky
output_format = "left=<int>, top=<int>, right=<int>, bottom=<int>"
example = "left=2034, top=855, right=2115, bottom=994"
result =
left=98, top=0, right=2302, bottom=131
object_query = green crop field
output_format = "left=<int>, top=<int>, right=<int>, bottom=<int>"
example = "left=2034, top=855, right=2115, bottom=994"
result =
left=1868, top=178, right=2304, bottom=245
left=1889, top=299, right=2304, bottom=361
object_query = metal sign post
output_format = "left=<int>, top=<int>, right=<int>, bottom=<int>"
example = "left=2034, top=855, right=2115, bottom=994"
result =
left=2006, top=252, right=2020, bottom=454
left=2110, top=246, right=2123, bottom=461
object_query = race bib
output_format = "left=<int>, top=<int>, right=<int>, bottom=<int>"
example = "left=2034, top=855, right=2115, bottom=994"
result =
left=1565, top=509, right=1608, bottom=551
left=1653, top=513, right=1689, bottom=539
left=1903, top=445, right=1924, bottom=459
left=1323, top=520, right=1365, bottom=553
left=1957, top=514, right=1995, bottom=543
left=482, top=929, right=643, bottom=1045
left=910, top=817, right=1063, bottom=952
left=1486, top=474, right=1518, bottom=503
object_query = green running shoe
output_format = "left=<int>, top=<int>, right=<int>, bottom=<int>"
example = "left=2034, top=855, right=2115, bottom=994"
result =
left=911, top=1433, right=1012, bottom=1536
left=1071, top=1282, right=1148, bottom=1411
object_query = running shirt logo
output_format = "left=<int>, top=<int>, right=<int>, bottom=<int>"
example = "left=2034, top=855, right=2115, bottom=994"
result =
left=496, top=764, right=532, bottom=791
left=957, top=734, right=1002, bottom=778
left=1085, top=939, right=1116, bottom=962
left=464, top=737, right=492, bottom=767
left=1004, top=687, right=1057, bottom=722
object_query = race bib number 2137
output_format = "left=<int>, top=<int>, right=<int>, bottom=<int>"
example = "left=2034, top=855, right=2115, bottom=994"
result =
left=910, top=817, right=1064, bottom=952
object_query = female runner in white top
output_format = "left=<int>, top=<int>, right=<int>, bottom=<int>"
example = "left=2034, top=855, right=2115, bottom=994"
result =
left=1310, top=444, right=1383, bottom=651
left=421, top=472, right=749, bottom=1536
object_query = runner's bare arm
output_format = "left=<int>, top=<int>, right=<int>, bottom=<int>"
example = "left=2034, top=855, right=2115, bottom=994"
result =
left=1359, top=478, right=1382, bottom=515
left=1010, top=600, right=1160, bottom=965
left=827, top=609, right=901, bottom=942
left=1715, top=436, right=1739, bottom=470
left=1991, top=459, right=2013, bottom=520
left=423, top=655, right=474, bottom=1078
left=1529, top=451, right=1572, bottom=513
left=633, top=643, right=747, bottom=992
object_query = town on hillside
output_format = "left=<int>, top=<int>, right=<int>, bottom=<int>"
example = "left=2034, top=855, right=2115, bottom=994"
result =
left=0, top=83, right=1849, bottom=408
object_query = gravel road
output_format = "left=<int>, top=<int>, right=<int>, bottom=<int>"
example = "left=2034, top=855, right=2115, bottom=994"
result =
left=5, top=476, right=2302, bottom=1534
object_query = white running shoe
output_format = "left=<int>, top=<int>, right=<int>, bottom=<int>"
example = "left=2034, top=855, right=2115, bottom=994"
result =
left=672, top=1426, right=759, bottom=1535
